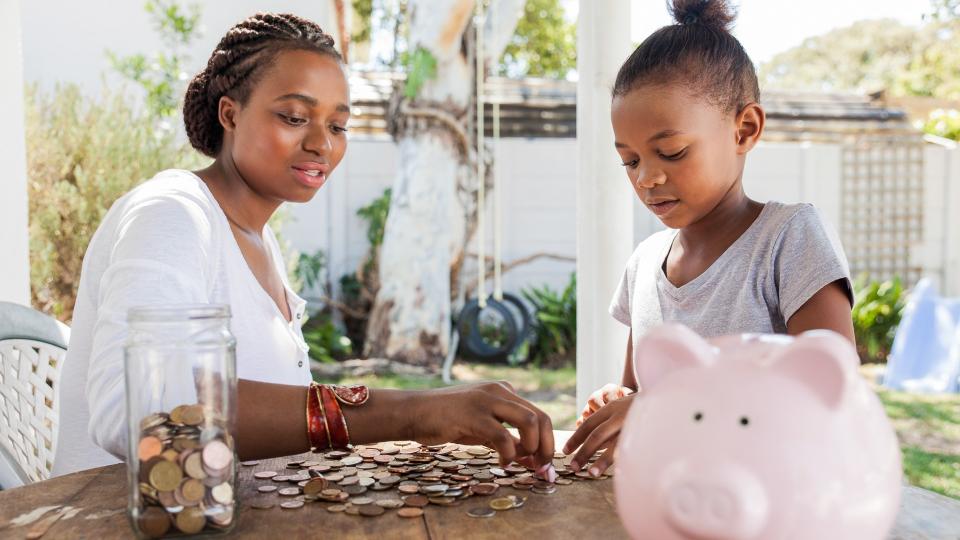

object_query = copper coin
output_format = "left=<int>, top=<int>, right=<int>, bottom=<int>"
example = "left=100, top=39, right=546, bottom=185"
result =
left=397, top=508, right=424, bottom=518
left=138, top=507, right=170, bottom=538
left=359, top=505, right=385, bottom=517
left=303, top=477, right=328, bottom=496
left=138, top=436, right=163, bottom=462
left=149, top=460, right=182, bottom=492
left=403, top=495, right=429, bottom=508
left=470, top=483, right=499, bottom=496
left=327, top=504, right=347, bottom=513
left=555, top=478, right=573, bottom=485
left=398, top=484, right=420, bottom=494
left=254, top=471, right=278, bottom=480
left=184, top=452, right=206, bottom=480
left=280, top=501, right=305, bottom=510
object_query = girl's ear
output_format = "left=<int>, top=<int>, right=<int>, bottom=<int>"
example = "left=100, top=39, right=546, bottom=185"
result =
left=735, top=102, right=765, bottom=154
left=218, top=95, right=239, bottom=134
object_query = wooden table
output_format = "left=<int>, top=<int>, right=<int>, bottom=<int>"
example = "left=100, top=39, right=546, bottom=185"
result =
left=1, top=431, right=958, bottom=539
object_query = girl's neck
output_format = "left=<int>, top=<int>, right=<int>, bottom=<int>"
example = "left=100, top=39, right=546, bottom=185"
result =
left=196, top=157, right=279, bottom=236
left=677, top=182, right=762, bottom=252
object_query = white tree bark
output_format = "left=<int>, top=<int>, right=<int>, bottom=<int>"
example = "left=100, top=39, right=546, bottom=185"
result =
left=365, top=0, right=523, bottom=364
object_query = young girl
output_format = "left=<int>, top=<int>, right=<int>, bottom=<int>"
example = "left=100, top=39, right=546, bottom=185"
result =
left=563, top=0, right=855, bottom=475
left=54, top=13, right=554, bottom=477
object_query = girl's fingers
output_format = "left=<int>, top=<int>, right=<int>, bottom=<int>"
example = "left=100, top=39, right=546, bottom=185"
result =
left=562, top=404, right=607, bottom=455
left=585, top=441, right=617, bottom=477
left=570, top=417, right=620, bottom=472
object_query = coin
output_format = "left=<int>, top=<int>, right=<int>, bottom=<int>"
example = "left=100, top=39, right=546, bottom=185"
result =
left=203, top=440, right=233, bottom=471
left=149, top=460, right=182, bottom=492
left=350, top=497, right=374, bottom=506
left=138, top=436, right=163, bottom=462
left=342, top=485, right=368, bottom=495
left=403, top=495, right=429, bottom=508
left=249, top=497, right=276, bottom=510
left=507, top=495, right=527, bottom=508
left=359, top=505, right=386, bottom=517
left=180, top=478, right=205, bottom=504
left=398, top=484, right=420, bottom=494
left=468, top=507, right=496, bottom=518
left=278, top=487, right=301, bottom=497
left=327, top=504, right=347, bottom=513
left=397, top=508, right=424, bottom=518
left=138, top=506, right=170, bottom=537
left=257, top=485, right=277, bottom=493
left=376, top=499, right=405, bottom=509
left=490, top=497, right=514, bottom=511
left=303, top=477, right=328, bottom=496
left=254, top=471, right=278, bottom=480
left=183, top=452, right=206, bottom=480
left=175, top=507, right=206, bottom=534
left=212, top=483, right=234, bottom=504
left=280, top=501, right=305, bottom=510
left=470, top=483, right=499, bottom=496
left=240, top=460, right=261, bottom=466
left=180, top=404, right=205, bottom=426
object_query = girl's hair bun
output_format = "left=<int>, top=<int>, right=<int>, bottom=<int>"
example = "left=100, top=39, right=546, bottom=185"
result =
left=670, top=0, right=736, bottom=32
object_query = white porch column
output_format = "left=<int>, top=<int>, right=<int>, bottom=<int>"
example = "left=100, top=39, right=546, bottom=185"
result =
left=0, top=0, right=31, bottom=306
left=576, top=0, right=634, bottom=410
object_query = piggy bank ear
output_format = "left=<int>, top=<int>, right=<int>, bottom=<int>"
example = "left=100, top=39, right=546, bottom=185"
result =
left=769, top=330, right=858, bottom=409
left=635, top=324, right=715, bottom=391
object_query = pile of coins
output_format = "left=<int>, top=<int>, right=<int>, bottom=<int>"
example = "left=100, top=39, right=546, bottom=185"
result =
left=134, top=404, right=236, bottom=538
left=242, top=441, right=610, bottom=519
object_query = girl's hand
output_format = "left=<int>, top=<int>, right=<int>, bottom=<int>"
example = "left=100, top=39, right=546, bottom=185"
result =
left=576, top=383, right=634, bottom=427
left=409, top=381, right=555, bottom=470
left=563, top=392, right=639, bottom=477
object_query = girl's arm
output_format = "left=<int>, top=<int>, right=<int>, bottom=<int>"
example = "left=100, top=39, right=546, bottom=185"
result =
left=621, top=331, right=638, bottom=392
left=785, top=279, right=855, bottom=344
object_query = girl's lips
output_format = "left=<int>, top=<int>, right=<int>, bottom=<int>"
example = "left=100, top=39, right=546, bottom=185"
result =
left=648, top=200, right=679, bottom=216
left=292, top=167, right=327, bottom=189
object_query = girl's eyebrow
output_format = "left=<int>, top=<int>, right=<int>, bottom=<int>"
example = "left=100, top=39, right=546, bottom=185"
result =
left=647, top=129, right=684, bottom=143
left=274, top=93, right=350, bottom=114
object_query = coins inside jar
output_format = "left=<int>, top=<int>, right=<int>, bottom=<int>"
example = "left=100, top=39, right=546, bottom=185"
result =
left=136, top=403, right=235, bottom=537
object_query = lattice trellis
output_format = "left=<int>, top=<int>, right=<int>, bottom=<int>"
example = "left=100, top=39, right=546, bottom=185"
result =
left=0, top=339, right=65, bottom=483
left=841, top=135, right=925, bottom=285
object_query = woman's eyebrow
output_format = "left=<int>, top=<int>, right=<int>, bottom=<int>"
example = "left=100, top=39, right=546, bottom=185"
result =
left=274, top=93, right=318, bottom=106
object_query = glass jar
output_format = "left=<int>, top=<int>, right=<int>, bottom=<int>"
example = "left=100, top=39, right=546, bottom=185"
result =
left=124, top=305, right=238, bottom=538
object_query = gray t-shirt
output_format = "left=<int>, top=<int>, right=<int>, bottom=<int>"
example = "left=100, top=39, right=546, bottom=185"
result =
left=610, top=201, right=853, bottom=351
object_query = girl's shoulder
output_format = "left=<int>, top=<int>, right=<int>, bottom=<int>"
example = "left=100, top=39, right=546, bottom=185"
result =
left=111, top=169, right=222, bottom=230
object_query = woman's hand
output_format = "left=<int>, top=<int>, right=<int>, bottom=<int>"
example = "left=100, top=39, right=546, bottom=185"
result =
left=563, top=392, right=639, bottom=476
left=408, top=381, right=556, bottom=469
left=576, top=383, right=634, bottom=427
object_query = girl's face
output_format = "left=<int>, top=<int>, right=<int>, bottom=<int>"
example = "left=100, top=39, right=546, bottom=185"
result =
left=220, top=49, right=350, bottom=204
left=611, top=83, right=760, bottom=229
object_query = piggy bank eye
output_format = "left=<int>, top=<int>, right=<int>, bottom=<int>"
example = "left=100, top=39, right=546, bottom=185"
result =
left=739, top=416, right=750, bottom=427
left=693, top=411, right=703, bottom=422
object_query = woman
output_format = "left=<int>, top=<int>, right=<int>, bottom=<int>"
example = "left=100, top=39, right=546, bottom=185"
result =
left=53, top=13, right=553, bottom=477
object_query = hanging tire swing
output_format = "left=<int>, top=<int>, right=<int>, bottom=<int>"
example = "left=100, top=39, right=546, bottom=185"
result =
left=453, top=0, right=531, bottom=365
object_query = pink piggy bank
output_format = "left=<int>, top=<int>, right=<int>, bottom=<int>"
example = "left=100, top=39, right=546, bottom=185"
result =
left=614, top=324, right=902, bottom=540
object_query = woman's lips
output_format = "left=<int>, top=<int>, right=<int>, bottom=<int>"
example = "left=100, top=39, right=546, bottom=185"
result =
left=648, top=200, right=679, bottom=216
left=292, top=167, right=327, bottom=189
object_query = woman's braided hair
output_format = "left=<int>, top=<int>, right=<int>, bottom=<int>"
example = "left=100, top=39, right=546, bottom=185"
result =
left=183, top=13, right=341, bottom=157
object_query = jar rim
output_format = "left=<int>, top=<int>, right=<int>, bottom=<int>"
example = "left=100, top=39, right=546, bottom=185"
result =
left=127, top=304, right=231, bottom=322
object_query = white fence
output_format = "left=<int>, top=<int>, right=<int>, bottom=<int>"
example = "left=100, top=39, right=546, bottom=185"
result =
left=283, top=137, right=960, bottom=304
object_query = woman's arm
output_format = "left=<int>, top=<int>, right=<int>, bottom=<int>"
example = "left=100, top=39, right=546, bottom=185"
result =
left=236, top=379, right=556, bottom=467
left=785, top=279, right=855, bottom=344
left=620, top=331, right=637, bottom=391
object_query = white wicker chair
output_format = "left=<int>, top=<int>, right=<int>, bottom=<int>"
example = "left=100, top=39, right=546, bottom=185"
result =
left=0, top=302, right=70, bottom=488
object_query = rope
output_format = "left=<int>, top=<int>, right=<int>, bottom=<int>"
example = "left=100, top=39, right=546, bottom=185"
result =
left=476, top=0, right=486, bottom=308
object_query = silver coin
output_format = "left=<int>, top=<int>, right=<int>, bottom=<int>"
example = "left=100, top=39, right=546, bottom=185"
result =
left=468, top=507, right=496, bottom=518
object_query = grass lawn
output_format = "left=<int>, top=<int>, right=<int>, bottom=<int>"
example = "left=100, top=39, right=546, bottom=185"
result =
left=322, top=361, right=960, bottom=500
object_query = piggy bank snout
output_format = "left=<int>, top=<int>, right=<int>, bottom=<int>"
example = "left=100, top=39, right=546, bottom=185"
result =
left=662, top=463, right=769, bottom=540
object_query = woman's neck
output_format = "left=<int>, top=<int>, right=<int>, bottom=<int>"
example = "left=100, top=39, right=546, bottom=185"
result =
left=195, top=157, right=279, bottom=235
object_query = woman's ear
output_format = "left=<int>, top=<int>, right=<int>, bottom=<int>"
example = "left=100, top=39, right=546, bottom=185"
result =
left=218, top=95, right=239, bottom=134
left=735, top=102, right=765, bottom=154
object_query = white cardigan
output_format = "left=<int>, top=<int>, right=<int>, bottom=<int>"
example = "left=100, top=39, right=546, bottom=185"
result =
left=53, top=169, right=311, bottom=477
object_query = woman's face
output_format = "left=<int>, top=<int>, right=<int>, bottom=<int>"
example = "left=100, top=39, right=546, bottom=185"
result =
left=611, top=84, right=749, bottom=229
left=223, top=49, right=350, bottom=204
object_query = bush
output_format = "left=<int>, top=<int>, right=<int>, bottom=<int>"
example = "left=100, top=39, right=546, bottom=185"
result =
left=919, top=108, right=960, bottom=141
left=522, top=273, right=576, bottom=368
left=25, top=84, right=202, bottom=321
left=302, top=312, right=353, bottom=364
left=852, top=276, right=907, bottom=363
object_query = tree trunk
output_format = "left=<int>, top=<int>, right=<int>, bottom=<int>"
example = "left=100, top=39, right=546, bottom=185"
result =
left=364, top=0, right=523, bottom=365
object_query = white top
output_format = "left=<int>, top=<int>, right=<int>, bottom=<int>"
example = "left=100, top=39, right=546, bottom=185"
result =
left=52, top=169, right=311, bottom=477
